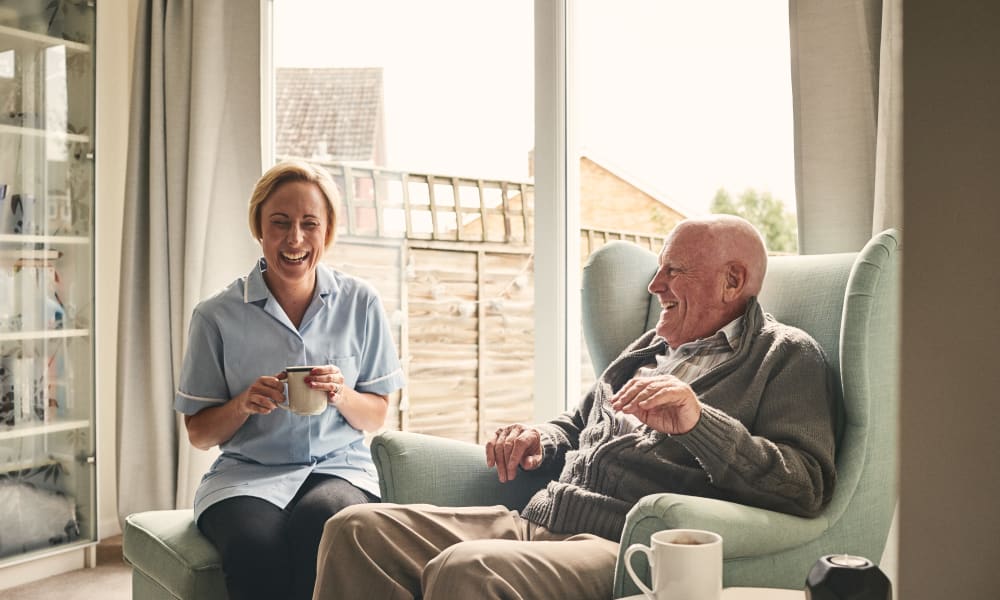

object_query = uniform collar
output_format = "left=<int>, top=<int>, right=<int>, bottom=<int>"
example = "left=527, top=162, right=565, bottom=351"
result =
left=243, top=258, right=340, bottom=305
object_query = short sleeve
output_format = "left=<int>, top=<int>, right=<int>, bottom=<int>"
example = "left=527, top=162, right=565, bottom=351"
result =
left=355, top=295, right=405, bottom=396
left=175, top=309, right=231, bottom=414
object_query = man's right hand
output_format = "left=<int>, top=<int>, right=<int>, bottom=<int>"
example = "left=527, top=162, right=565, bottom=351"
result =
left=485, top=424, right=543, bottom=483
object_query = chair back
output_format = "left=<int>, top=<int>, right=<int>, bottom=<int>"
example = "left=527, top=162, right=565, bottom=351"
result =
left=581, top=230, right=900, bottom=577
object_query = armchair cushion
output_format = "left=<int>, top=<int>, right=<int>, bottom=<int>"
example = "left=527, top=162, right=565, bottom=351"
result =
left=122, top=509, right=227, bottom=600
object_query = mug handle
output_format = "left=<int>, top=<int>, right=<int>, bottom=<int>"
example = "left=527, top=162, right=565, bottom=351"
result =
left=623, top=543, right=656, bottom=598
left=273, top=377, right=290, bottom=409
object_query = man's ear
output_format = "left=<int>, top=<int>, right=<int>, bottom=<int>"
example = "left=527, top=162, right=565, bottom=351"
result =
left=723, top=262, right=747, bottom=301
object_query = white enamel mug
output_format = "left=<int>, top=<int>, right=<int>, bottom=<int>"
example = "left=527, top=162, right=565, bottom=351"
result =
left=624, top=529, right=723, bottom=600
left=279, top=366, right=328, bottom=416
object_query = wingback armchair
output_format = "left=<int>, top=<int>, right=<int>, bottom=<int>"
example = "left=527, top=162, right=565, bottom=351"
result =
left=371, top=229, right=900, bottom=596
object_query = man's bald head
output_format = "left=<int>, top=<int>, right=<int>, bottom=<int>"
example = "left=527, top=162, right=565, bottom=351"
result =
left=668, top=215, right=768, bottom=299
left=648, top=215, right=769, bottom=346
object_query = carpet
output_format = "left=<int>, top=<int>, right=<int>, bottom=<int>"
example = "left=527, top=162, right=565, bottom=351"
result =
left=0, top=536, right=130, bottom=600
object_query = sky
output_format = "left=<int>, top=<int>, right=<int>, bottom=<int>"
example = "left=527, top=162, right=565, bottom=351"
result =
left=273, top=0, right=795, bottom=217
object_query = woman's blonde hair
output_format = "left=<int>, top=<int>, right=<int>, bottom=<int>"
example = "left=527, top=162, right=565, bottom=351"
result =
left=247, top=160, right=341, bottom=249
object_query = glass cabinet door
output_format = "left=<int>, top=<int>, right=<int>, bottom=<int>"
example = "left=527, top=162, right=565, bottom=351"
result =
left=0, top=1, right=96, bottom=563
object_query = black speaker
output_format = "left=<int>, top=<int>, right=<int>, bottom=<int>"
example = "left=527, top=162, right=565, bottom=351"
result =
left=805, top=555, right=892, bottom=600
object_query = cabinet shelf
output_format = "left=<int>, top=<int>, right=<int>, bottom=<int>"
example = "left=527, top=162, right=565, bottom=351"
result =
left=0, top=234, right=89, bottom=245
left=0, top=123, right=91, bottom=143
left=0, top=248, right=61, bottom=260
left=0, top=454, right=60, bottom=474
left=0, top=24, right=90, bottom=54
left=0, top=328, right=89, bottom=342
left=0, top=419, right=89, bottom=442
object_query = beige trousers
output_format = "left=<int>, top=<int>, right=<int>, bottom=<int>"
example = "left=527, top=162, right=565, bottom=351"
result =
left=312, top=503, right=620, bottom=600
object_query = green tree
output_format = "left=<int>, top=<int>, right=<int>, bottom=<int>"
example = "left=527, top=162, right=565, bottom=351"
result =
left=710, top=188, right=798, bottom=253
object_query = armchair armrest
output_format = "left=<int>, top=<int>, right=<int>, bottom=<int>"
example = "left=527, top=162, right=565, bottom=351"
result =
left=623, top=493, right=830, bottom=557
left=614, top=492, right=830, bottom=597
left=370, top=431, right=553, bottom=511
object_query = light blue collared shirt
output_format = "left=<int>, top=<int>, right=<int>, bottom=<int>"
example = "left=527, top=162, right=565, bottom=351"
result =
left=175, top=260, right=405, bottom=521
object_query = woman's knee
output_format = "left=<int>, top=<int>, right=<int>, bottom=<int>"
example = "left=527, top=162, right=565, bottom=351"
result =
left=289, top=477, right=372, bottom=535
left=223, top=526, right=290, bottom=567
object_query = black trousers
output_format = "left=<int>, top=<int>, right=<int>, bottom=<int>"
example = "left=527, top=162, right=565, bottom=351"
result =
left=198, top=473, right=378, bottom=600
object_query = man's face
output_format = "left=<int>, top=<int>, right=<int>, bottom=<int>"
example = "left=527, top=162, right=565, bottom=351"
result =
left=647, top=226, right=732, bottom=347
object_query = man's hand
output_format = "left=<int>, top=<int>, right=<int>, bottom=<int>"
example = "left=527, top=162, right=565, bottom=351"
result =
left=485, top=424, right=543, bottom=483
left=610, top=374, right=702, bottom=434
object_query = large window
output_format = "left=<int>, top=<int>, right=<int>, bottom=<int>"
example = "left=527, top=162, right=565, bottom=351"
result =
left=268, top=1, right=797, bottom=435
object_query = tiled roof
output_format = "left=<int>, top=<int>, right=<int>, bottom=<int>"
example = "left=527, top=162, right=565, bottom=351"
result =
left=275, top=67, right=383, bottom=161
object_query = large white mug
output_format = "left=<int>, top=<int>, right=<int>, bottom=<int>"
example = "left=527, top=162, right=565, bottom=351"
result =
left=624, top=528, right=722, bottom=600
left=280, top=366, right=328, bottom=416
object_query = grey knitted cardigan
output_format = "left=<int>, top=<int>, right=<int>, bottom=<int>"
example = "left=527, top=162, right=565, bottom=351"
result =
left=520, top=298, right=837, bottom=541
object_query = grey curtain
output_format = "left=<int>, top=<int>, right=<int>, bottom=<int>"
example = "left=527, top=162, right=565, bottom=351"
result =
left=789, top=0, right=902, bottom=254
left=117, top=0, right=262, bottom=520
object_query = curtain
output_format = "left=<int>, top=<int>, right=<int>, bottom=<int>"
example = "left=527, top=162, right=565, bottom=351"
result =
left=789, top=0, right=902, bottom=254
left=117, top=0, right=262, bottom=521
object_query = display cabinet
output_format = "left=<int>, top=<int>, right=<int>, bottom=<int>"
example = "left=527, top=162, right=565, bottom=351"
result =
left=0, top=0, right=96, bottom=566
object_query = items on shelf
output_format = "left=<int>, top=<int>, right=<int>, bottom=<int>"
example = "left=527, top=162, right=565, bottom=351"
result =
left=0, top=259, right=66, bottom=332
left=0, top=344, right=67, bottom=427
left=0, top=190, right=80, bottom=236
left=0, top=479, right=79, bottom=559
left=0, top=351, right=43, bottom=425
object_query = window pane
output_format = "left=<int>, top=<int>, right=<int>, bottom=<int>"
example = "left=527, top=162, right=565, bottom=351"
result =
left=574, top=1, right=798, bottom=387
left=271, top=0, right=534, bottom=443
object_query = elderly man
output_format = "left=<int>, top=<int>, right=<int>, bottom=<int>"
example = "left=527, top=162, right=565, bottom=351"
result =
left=313, top=215, right=836, bottom=600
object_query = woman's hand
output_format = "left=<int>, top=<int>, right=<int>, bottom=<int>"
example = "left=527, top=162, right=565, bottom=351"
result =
left=234, top=372, right=287, bottom=415
left=184, top=371, right=284, bottom=449
left=302, top=365, right=347, bottom=406
left=306, top=364, right=389, bottom=432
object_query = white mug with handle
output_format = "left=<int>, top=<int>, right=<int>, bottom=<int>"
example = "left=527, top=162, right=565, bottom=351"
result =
left=278, top=366, right=329, bottom=416
left=624, top=528, right=723, bottom=600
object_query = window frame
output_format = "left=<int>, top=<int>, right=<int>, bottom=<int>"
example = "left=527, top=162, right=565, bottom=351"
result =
left=533, top=0, right=580, bottom=419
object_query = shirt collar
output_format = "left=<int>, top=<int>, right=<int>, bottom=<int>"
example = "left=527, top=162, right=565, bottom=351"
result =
left=717, top=314, right=745, bottom=351
left=655, top=314, right=746, bottom=352
left=242, top=258, right=340, bottom=304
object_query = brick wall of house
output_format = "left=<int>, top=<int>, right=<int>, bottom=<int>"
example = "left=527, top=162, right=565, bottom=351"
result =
left=579, top=157, right=686, bottom=235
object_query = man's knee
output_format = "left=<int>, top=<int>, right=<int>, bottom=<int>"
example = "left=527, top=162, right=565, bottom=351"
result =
left=423, top=541, right=517, bottom=597
left=322, top=502, right=415, bottom=552
left=322, top=503, right=375, bottom=542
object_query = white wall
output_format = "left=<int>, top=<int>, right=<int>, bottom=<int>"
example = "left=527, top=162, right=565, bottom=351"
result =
left=899, top=2, right=1000, bottom=598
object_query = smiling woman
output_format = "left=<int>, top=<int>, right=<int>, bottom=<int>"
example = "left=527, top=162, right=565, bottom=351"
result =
left=174, top=160, right=406, bottom=600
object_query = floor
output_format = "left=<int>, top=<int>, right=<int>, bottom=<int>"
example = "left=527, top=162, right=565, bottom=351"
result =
left=0, top=536, right=130, bottom=600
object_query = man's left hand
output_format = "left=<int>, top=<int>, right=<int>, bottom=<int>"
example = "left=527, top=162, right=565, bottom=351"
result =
left=609, top=374, right=702, bottom=434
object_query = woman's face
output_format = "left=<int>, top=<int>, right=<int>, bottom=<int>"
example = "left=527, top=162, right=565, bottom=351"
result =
left=258, top=180, right=330, bottom=290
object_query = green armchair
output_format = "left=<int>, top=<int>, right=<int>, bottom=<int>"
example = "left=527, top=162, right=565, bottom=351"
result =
left=371, top=229, right=900, bottom=596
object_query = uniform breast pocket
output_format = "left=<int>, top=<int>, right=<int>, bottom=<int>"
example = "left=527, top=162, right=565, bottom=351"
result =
left=329, top=355, right=359, bottom=389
